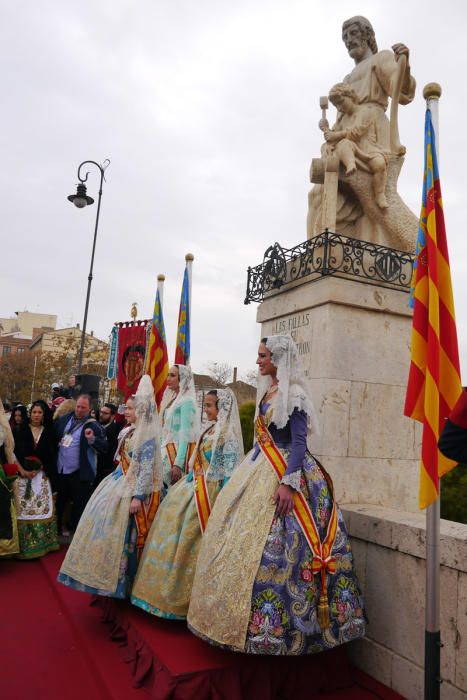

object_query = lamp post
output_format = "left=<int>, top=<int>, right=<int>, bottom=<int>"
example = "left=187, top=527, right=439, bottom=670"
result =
left=67, top=159, right=110, bottom=376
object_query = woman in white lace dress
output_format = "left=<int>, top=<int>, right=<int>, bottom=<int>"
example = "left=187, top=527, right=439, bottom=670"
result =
left=58, top=376, right=162, bottom=598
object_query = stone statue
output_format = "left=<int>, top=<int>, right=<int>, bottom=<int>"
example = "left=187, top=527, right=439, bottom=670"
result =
left=307, top=16, right=418, bottom=252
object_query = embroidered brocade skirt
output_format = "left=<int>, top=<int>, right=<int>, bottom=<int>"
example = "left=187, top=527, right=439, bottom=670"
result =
left=187, top=449, right=366, bottom=655
left=15, top=473, right=59, bottom=560
left=57, top=471, right=137, bottom=597
left=132, top=474, right=221, bottom=619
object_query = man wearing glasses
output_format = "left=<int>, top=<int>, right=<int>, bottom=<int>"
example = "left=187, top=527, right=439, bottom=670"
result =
left=95, top=403, right=121, bottom=487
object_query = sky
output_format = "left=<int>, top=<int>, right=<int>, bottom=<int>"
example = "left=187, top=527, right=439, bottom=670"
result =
left=2, top=0, right=467, bottom=380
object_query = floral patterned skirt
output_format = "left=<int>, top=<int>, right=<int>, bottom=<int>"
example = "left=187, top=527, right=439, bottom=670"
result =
left=188, top=450, right=366, bottom=655
left=15, top=474, right=59, bottom=560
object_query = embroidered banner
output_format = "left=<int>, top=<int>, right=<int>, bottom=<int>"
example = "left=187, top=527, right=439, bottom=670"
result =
left=116, top=322, right=149, bottom=400
left=107, top=324, right=119, bottom=380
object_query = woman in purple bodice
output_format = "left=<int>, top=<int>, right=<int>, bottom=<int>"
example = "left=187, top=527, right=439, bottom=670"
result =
left=188, top=334, right=366, bottom=655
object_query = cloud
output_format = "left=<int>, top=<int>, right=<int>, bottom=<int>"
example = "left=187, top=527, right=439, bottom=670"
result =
left=2, top=0, right=467, bottom=379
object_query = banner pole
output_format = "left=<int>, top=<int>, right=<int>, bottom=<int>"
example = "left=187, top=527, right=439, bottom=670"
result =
left=185, top=253, right=194, bottom=363
left=185, top=253, right=194, bottom=322
left=423, top=81, right=442, bottom=700
left=157, top=273, right=165, bottom=310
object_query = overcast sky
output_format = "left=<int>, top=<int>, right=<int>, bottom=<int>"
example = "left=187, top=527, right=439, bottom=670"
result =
left=2, top=0, right=467, bottom=379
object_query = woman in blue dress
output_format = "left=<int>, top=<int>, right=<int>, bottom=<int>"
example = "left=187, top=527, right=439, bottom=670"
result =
left=188, top=335, right=366, bottom=655
left=58, top=375, right=162, bottom=598
left=160, top=364, right=199, bottom=488
left=132, top=388, right=244, bottom=619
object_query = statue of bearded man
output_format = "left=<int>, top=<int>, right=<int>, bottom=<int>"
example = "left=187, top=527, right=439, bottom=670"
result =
left=307, top=16, right=417, bottom=251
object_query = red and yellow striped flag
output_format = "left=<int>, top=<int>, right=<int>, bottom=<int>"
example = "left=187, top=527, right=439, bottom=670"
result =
left=145, top=287, right=169, bottom=409
left=404, top=110, right=462, bottom=509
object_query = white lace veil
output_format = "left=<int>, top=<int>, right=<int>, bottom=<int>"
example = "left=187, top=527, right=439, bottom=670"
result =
left=160, top=364, right=199, bottom=444
left=0, top=398, right=15, bottom=464
left=130, top=374, right=163, bottom=493
left=191, top=388, right=244, bottom=481
left=255, top=334, right=319, bottom=433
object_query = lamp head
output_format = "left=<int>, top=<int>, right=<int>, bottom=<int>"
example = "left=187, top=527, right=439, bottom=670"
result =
left=67, top=183, right=94, bottom=208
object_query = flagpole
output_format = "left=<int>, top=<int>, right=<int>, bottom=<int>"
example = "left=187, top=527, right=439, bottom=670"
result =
left=185, top=253, right=194, bottom=362
left=423, top=81, right=442, bottom=700
left=157, top=273, right=165, bottom=309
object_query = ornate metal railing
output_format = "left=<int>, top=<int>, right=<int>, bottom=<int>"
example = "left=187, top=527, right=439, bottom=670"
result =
left=244, top=230, right=415, bottom=304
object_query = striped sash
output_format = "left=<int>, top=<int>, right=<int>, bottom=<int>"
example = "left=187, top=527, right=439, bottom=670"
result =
left=255, top=414, right=338, bottom=629
left=192, top=447, right=212, bottom=533
left=120, top=446, right=160, bottom=558
left=166, top=441, right=196, bottom=474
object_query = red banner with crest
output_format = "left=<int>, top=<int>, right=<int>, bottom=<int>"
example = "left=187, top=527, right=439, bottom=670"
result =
left=116, top=322, right=149, bottom=400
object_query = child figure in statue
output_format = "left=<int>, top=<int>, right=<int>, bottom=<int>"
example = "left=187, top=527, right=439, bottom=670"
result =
left=322, top=82, right=389, bottom=209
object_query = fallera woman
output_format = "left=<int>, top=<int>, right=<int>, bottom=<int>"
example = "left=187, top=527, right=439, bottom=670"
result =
left=131, top=388, right=244, bottom=619
left=160, top=365, right=198, bottom=489
left=188, top=335, right=366, bottom=655
left=58, top=376, right=163, bottom=598
left=13, top=401, right=59, bottom=559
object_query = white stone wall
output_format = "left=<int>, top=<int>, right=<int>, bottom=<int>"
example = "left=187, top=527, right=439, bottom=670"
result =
left=343, top=504, right=467, bottom=700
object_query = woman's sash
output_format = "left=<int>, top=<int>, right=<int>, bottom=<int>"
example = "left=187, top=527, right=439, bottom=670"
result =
left=191, top=441, right=212, bottom=533
left=120, top=447, right=160, bottom=557
left=255, top=414, right=338, bottom=629
left=166, top=442, right=196, bottom=474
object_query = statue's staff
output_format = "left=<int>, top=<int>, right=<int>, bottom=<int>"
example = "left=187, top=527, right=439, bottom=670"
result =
left=389, top=49, right=408, bottom=155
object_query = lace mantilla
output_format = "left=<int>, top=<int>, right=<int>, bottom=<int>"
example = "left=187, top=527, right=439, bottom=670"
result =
left=190, top=388, right=244, bottom=481
left=116, top=375, right=163, bottom=496
left=255, top=334, right=319, bottom=434
left=160, top=364, right=199, bottom=446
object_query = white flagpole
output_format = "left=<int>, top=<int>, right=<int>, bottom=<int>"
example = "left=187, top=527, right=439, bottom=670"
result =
left=185, top=253, right=194, bottom=362
left=185, top=253, right=194, bottom=320
left=157, top=273, right=165, bottom=310
left=423, top=81, right=442, bottom=700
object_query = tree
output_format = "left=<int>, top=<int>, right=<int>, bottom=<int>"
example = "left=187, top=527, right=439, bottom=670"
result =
left=0, top=332, right=108, bottom=405
left=239, top=401, right=256, bottom=451
left=241, top=369, right=258, bottom=387
left=440, top=466, right=467, bottom=525
left=206, top=362, right=232, bottom=386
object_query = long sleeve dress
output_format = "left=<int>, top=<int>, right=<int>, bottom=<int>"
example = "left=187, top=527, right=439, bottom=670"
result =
left=132, top=422, right=241, bottom=619
left=58, top=426, right=160, bottom=598
left=13, top=425, right=59, bottom=559
left=161, top=398, right=197, bottom=487
left=187, top=401, right=366, bottom=655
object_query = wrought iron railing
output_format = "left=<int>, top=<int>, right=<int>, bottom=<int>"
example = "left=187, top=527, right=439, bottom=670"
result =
left=244, top=230, right=415, bottom=304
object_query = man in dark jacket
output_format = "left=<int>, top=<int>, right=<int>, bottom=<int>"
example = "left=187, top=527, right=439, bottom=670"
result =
left=438, top=389, right=467, bottom=464
left=55, top=393, right=108, bottom=534
left=95, top=403, right=121, bottom=487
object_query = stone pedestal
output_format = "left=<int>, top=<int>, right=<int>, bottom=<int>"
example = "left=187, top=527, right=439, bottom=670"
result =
left=257, top=275, right=422, bottom=513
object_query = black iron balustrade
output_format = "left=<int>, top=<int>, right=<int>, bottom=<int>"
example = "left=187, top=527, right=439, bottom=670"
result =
left=244, top=230, right=415, bottom=304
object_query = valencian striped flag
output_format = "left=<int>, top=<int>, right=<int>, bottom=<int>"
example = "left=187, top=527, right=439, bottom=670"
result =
left=175, top=266, right=190, bottom=365
left=145, top=288, right=169, bottom=409
left=404, top=109, right=462, bottom=509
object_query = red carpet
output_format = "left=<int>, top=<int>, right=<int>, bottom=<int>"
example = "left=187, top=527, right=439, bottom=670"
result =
left=0, top=548, right=141, bottom=700
left=0, top=548, right=404, bottom=699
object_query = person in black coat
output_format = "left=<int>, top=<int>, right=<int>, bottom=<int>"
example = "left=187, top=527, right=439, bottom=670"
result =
left=94, top=403, right=121, bottom=487
left=438, top=389, right=467, bottom=464
left=54, top=394, right=108, bottom=533
left=14, top=400, right=58, bottom=491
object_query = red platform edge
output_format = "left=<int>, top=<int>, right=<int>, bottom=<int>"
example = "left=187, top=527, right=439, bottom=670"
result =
left=94, top=597, right=405, bottom=700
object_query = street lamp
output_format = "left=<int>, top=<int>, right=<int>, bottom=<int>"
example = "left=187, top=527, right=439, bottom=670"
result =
left=67, top=158, right=110, bottom=376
